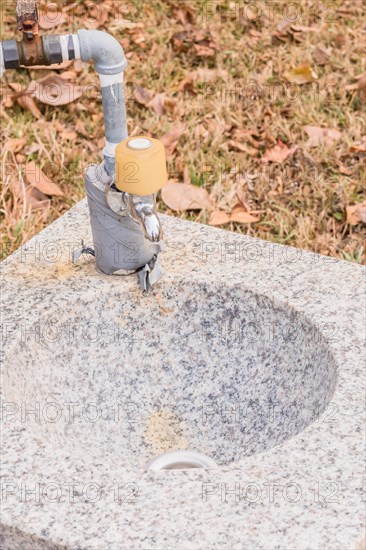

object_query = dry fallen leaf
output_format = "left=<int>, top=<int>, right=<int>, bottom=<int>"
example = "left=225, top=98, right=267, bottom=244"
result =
left=161, top=127, right=185, bottom=158
left=277, top=19, right=292, bottom=33
left=227, top=140, right=258, bottom=156
left=230, top=206, right=260, bottom=223
left=209, top=206, right=259, bottom=226
left=179, top=68, right=227, bottom=94
left=26, top=186, right=51, bottom=211
left=349, top=138, right=366, bottom=153
left=28, top=61, right=74, bottom=71
left=346, top=201, right=366, bottom=225
left=175, top=6, right=194, bottom=25
left=4, top=138, right=27, bottom=153
left=25, top=161, right=64, bottom=197
left=194, top=44, right=216, bottom=57
left=161, top=182, right=212, bottom=212
left=171, top=31, right=192, bottom=53
left=149, top=93, right=167, bottom=116
left=10, top=175, right=51, bottom=211
left=291, top=25, right=319, bottom=33
left=284, top=63, right=318, bottom=84
left=313, top=47, right=331, bottom=66
left=334, top=33, right=346, bottom=48
left=19, top=94, right=43, bottom=118
left=209, top=211, right=231, bottom=225
left=303, top=126, right=342, bottom=147
left=262, top=141, right=298, bottom=163
left=29, top=75, right=83, bottom=106
left=179, top=72, right=196, bottom=93
left=134, top=86, right=151, bottom=106
left=338, top=163, right=352, bottom=176
left=75, top=120, right=88, bottom=137
left=61, top=130, right=78, bottom=141
left=7, top=83, right=42, bottom=118
left=59, top=70, right=78, bottom=81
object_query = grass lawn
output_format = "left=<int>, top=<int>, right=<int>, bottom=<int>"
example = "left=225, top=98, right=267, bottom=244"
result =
left=1, top=0, right=365, bottom=262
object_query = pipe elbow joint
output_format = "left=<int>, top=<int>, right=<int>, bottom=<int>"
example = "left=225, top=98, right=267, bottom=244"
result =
left=77, top=29, right=127, bottom=75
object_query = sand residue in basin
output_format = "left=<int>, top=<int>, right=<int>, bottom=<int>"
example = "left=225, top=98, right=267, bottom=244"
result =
left=144, top=409, right=187, bottom=454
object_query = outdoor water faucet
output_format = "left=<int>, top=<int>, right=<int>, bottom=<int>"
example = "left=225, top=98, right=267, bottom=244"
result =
left=124, top=193, right=163, bottom=243
left=0, top=0, right=167, bottom=290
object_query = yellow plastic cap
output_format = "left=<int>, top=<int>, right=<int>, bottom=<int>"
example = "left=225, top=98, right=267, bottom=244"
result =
left=115, top=136, right=168, bottom=196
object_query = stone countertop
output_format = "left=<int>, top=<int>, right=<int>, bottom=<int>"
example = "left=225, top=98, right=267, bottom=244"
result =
left=1, top=199, right=365, bottom=550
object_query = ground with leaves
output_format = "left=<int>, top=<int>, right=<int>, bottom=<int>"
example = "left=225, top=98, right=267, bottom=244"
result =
left=1, top=0, right=365, bottom=262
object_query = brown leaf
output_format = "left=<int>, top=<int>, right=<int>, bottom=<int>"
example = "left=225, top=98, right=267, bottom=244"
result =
left=179, top=68, right=227, bottom=93
left=277, top=20, right=292, bottom=33
left=179, top=72, right=196, bottom=93
left=230, top=210, right=259, bottom=224
left=16, top=154, right=26, bottom=164
left=346, top=201, right=366, bottom=225
left=59, top=70, right=78, bottom=81
left=231, top=129, right=261, bottom=148
left=5, top=138, right=27, bottom=153
left=303, top=126, right=341, bottom=147
left=75, top=120, right=88, bottom=137
left=29, top=75, right=83, bottom=106
left=134, top=86, right=151, bottom=106
left=11, top=175, right=50, bottom=211
left=7, top=83, right=43, bottom=118
left=61, top=130, right=77, bottom=141
left=209, top=211, right=231, bottom=226
left=28, top=61, right=73, bottom=71
left=175, top=6, right=194, bottom=25
left=171, top=31, right=191, bottom=53
left=161, top=127, right=185, bottom=158
left=291, top=25, right=319, bottom=33
left=338, top=163, right=352, bottom=176
left=20, top=94, right=43, bottom=118
left=334, top=34, right=346, bottom=48
left=209, top=207, right=259, bottom=226
left=313, top=47, right=331, bottom=66
left=24, top=143, right=41, bottom=155
left=26, top=186, right=51, bottom=211
left=194, top=44, right=216, bottom=57
left=262, top=141, right=298, bottom=163
left=284, top=63, right=318, bottom=84
left=149, top=93, right=166, bottom=116
left=25, top=161, right=64, bottom=197
left=161, top=182, right=212, bottom=212
left=349, top=138, right=366, bottom=153
left=227, top=140, right=258, bottom=156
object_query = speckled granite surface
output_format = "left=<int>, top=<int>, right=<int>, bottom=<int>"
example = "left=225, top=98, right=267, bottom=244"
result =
left=1, top=199, right=365, bottom=550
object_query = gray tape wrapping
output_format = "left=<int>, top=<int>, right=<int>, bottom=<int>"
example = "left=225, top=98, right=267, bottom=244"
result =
left=78, top=165, right=163, bottom=289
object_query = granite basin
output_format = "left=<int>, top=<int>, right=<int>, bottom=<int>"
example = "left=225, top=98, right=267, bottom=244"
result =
left=1, top=200, right=365, bottom=550
left=2, top=280, right=337, bottom=469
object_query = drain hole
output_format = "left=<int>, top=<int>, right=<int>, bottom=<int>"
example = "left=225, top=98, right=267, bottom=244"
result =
left=146, top=450, right=218, bottom=471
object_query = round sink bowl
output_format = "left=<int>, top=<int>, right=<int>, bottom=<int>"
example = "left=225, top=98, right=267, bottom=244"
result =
left=3, top=280, right=337, bottom=467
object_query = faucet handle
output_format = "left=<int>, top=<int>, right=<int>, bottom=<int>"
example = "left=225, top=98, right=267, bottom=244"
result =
left=124, top=193, right=163, bottom=243
left=115, top=136, right=167, bottom=196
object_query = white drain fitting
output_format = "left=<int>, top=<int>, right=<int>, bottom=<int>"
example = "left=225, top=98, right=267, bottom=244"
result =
left=146, top=450, right=218, bottom=471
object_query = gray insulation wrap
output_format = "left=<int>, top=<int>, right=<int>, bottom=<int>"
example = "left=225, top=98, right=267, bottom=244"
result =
left=84, top=167, right=163, bottom=276
left=101, top=83, right=128, bottom=145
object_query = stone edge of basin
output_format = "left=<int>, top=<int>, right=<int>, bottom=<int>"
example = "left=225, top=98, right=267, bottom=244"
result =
left=1, top=198, right=365, bottom=550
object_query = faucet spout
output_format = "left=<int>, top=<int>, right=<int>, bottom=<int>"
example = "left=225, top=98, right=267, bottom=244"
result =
left=124, top=193, right=163, bottom=243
